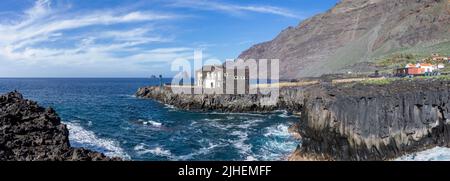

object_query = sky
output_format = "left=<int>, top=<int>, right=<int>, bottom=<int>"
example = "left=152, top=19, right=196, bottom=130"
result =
left=0, top=0, right=339, bottom=77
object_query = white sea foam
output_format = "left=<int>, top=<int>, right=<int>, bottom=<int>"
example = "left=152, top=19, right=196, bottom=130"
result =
left=245, top=156, right=258, bottom=161
left=65, top=121, right=130, bottom=159
left=164, top=104, right=176, bottom=109
left=203, top=118, right=224, bottom=122
left=135, top=141, right=221, bottom=160
left=177, top=141, right=222, bottom=160
left=140, top=119, right=162, bottom=127
left=134, top=144, right=172, bottom=157
left=264, top=124, right=290, bottom=138
left=258, top=124, right=298, bottom=161
left=230, top=131, right=253, bottom=158
left=206, top=118, right=263, bottom=130
left=206, top=112, right=266, bottom=117
left=396, top=147, right=450, bottom=161
left=278, top=111, right=291, bottom=118
left=236, top=119, right=263, bottom=129
left=118, top=94, right=136, bottom=99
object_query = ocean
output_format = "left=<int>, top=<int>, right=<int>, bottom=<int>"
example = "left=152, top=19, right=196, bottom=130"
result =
left=0, top=78, right=300, bottom=161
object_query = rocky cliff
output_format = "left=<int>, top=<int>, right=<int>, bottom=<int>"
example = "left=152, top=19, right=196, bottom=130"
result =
left=291, top=79, right=450, bottom=160
left=238, top=0, right=450, bottom=79
left=137, top=78, right=450, bottom=160
left=135, top=86, right=305, bottom=112
left=0, top=91, right=120, bottom=161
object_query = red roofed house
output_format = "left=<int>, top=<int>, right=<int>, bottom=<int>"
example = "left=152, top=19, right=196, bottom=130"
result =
left=396, top=63, right=442, bottom=77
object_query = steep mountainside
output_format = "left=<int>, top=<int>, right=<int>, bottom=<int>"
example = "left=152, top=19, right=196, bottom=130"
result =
left=238, top=0, right=450, bottom=79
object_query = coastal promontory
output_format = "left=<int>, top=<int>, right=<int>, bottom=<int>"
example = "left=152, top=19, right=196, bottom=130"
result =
left=0, top=91, right=120, bottom=161
left=137, top=78, right=450, bottom=161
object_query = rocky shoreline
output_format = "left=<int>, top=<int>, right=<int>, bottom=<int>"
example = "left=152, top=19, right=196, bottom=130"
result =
left=137, top=79, right=450, bottom=161
left=135, top=86, right=306, bottom=113
left=290, top=79, right=450, bottom=161
left=0, top=91, right=120, bottom=161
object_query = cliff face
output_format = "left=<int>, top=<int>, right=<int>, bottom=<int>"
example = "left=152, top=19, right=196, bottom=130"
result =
left=0, top=91, right=120, bottom=161
left=135, top=86, right=305, bottom=112
left=291, top=79, right=450, bottom=160
left=137, top=79, right=450, bottom=161
left=238, top=0, right=450, bottom=79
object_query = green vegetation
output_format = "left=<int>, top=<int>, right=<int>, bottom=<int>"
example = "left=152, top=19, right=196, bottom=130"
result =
left=376, top=53, right=420, bottom=68
left=360, top=78, right=396, bottom=85
left=405, top=75, right=450, bottom=81
left=345, top=75, right=450, bottom=88
left=374, top=50, right=450, bottom=74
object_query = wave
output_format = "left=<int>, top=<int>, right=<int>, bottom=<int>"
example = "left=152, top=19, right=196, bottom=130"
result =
left=258, top=124, right=298, bottom=161
left=164, top=104, right=176, bottom=109
left=139, top=119, right=162, bottom=127
left=205, top=118, right=263, bottom=130
left=230, top=131, right=253, bottom=160
left=134, top=144, right=172, bottom=157
left=205, top=112, right=267, bottom=117
left=277, top=110, right=299, bottom=118
left=396, top=147, right=450, bottom=161
left=134, top=141, right=221, bottom=160
left=117, top=94, right=136, bottom=99
left=202, top=118, right=224, bottom=122
left=64, top=121, right=130, bottom=160
left=263, top=124, right=291, bottom=138
left=236, top=119, right=263, bottom=129
left=177, top=141, right=223, bottom=160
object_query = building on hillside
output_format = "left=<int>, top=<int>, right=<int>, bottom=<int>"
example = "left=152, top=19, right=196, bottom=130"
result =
left=429, top=53, right=449, bottom=62
left=405, top=63, right=435, bottom=73
left=395, top=67, right=424, bottom=77
left=396, top=63, right=445, bottom=77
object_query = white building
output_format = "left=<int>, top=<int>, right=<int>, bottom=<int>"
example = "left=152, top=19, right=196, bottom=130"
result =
left=195, top=64, right=250, bottom=93
left=196, top=65, right=223, bottom=89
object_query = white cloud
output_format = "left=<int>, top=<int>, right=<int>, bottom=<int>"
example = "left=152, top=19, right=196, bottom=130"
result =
left=170, top=0, right=300, bottom=18
left=0, top=0, right=188, bottom=77
left=99, top=28, right=172, bottom=43
left=1, top=11, right=175, bottom=47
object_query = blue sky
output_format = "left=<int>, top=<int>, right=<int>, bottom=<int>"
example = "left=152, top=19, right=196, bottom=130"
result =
left=0, top=0, right=338, bottom=77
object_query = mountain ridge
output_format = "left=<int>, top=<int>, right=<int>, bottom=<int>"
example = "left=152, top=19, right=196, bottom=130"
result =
left=238, top=0, right=450, bottom=79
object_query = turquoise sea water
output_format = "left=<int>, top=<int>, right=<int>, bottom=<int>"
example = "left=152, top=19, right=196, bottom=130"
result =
left=0, top=78, right=300, bottom=161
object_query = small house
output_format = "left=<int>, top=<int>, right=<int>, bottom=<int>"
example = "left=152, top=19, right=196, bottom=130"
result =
left=405, top=63, right=435, bottom=73
left=196, top=65, right=223, bottom=89
left=396, top=62, right=444, bottom=77
left=195, top=64, right=250, bottom=94
left=395, top=67, right=424, bottom=77
left=430, top=53, right=449, bottom=62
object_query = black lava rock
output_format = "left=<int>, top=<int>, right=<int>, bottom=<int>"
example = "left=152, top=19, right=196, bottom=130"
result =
left=0, top=91, right=121, bottom=161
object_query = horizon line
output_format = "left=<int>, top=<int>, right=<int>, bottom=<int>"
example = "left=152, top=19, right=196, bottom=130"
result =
left=0, top=77, right=174, bottom=79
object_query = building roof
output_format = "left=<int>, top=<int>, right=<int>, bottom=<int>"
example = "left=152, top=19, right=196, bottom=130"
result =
left=419, top=63, right=433, bottom=67
left=196, top=65, right=224, bottom=72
